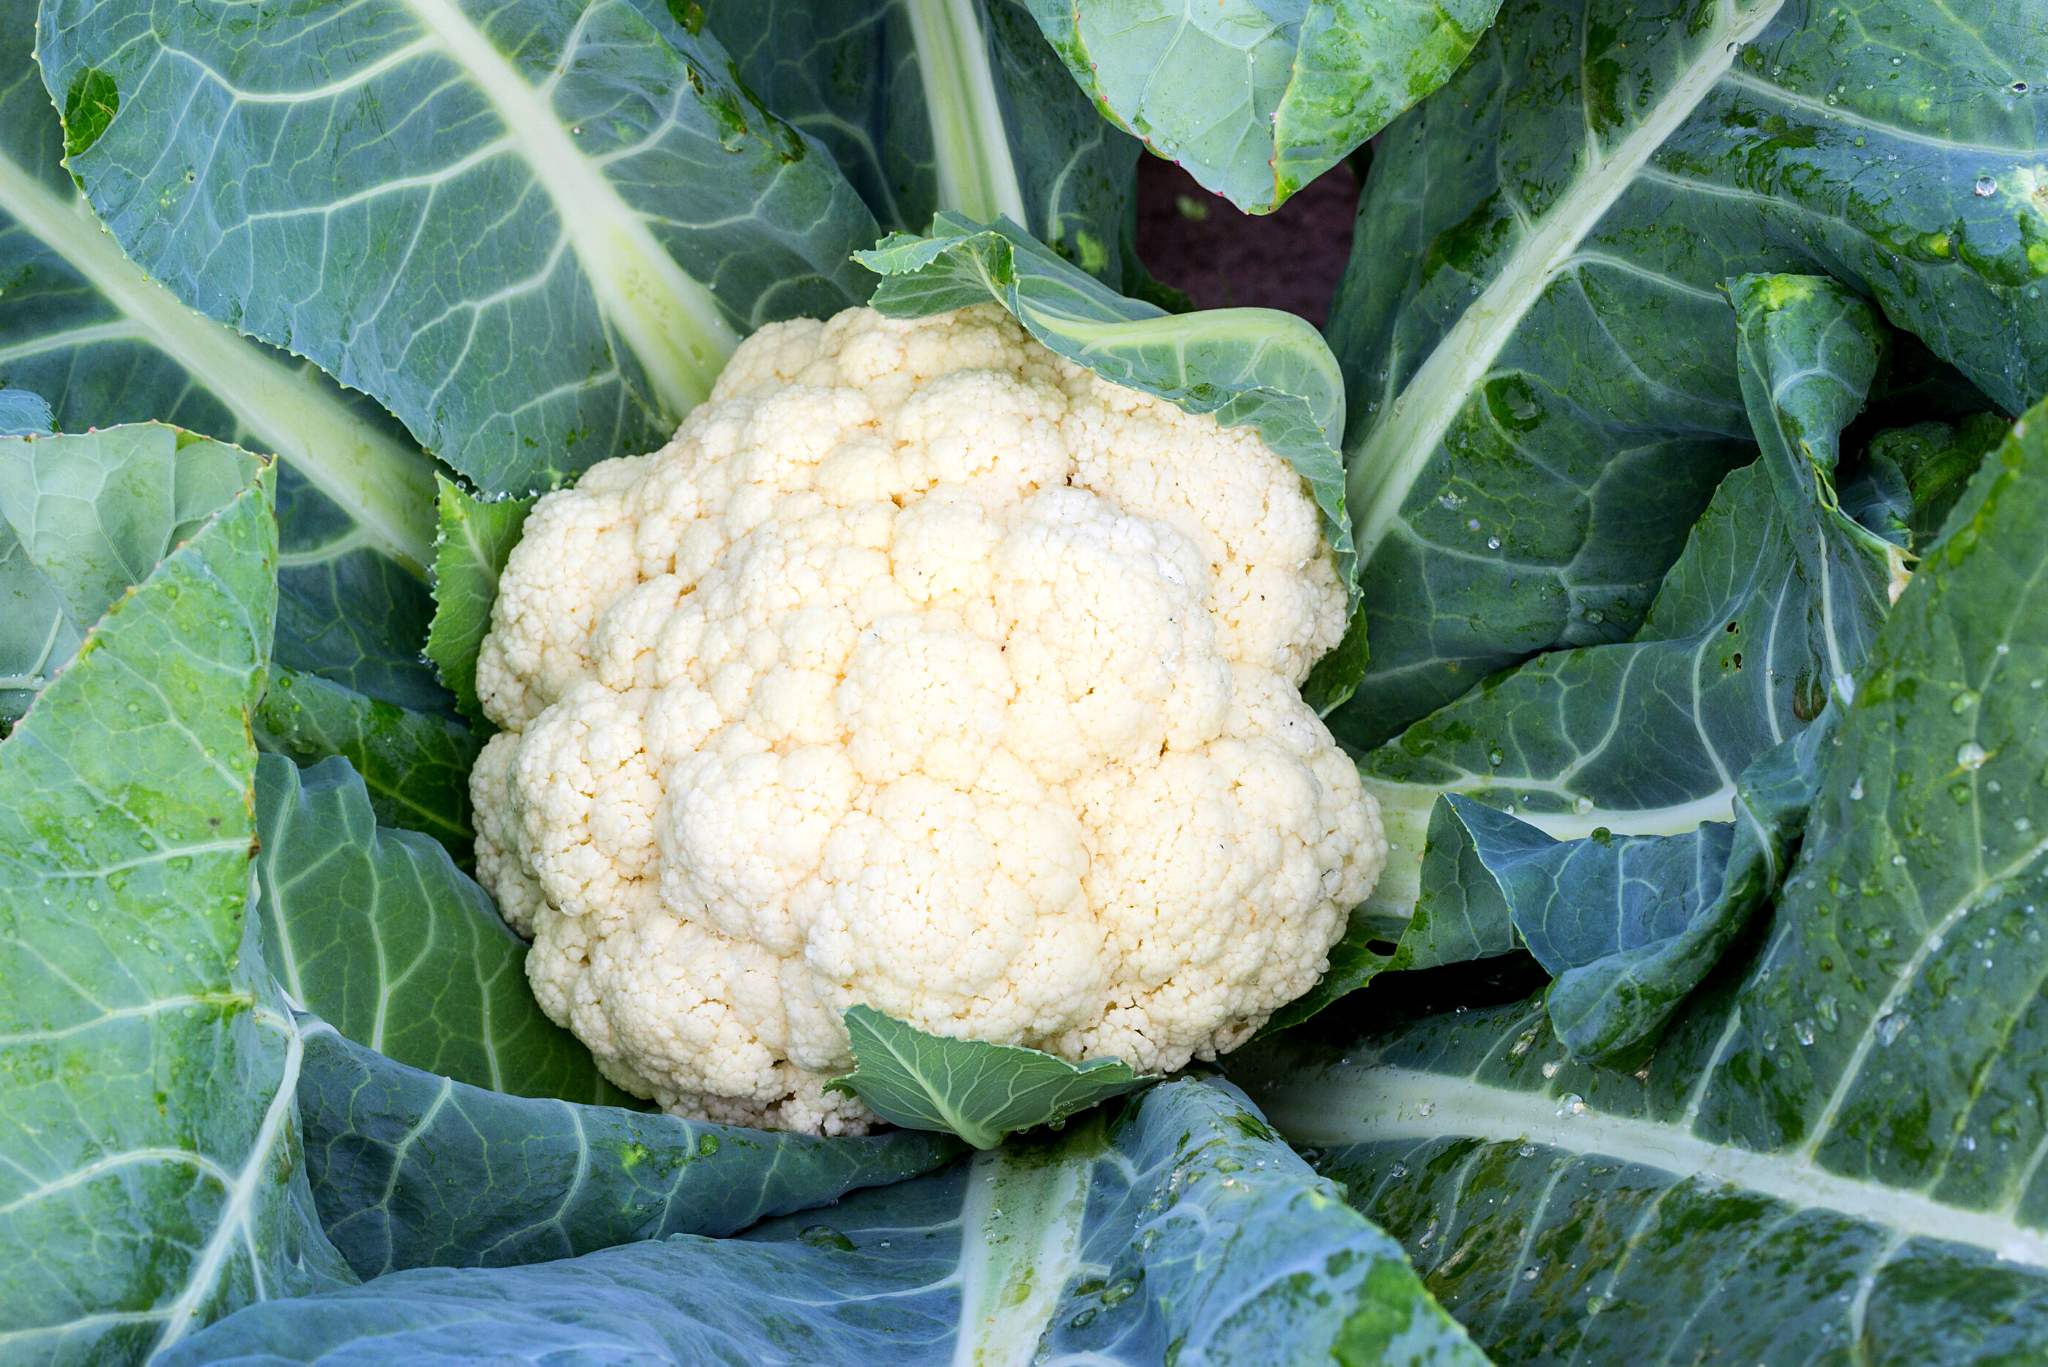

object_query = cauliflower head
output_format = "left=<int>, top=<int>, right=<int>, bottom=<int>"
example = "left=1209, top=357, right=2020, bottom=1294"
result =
left=471, top=304, right=1385, bottom=1135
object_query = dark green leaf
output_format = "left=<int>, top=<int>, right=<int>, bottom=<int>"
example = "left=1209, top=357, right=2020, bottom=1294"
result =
left=1234, top=394, right=2048, bottom=1362
left=253, top=670, right=479, bottom=857
left=254, top=754, right=629, bottom=1105
left=1354, top=276, right=1895, bottom=948
left=296, top=1021, right=957, bottom=1278
left=830, top=1005, right=1150, bottom=1150
left=1325, top=0, right=2048, bottom=744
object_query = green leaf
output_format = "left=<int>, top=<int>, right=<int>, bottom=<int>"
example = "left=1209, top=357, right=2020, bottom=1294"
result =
left=705, top=0, right=1142, bottom=283
left=1325, top=0, right=2048, bottom=745
left=0, top=427, right=470, bottom=856
left=829, top=1005, right=1150, bottom=1150
left=1233, top=394, right=2048, bottom=1361
left=262, top=464, right=481, bottom=857
left=296, top=1021, right=959, bottom=1277
left=253, top=669, right=479, bottom=857
left=856, top=212, right=1363, bottom=707
left=1356, top=276, right=1896, bottom=933
left=37, top=0, right=883, bottom=497
left=424, top=476, right=533, bottom=725
left=0, top=426, right=262, bottom=722
left=254, top=754, right=630, bottom=1105
left=0, top=387, right=52, bottom=436
left=0, top=429, right=351, bottom=1360
left=1022, top=0, right=1502, bottom=214
left=167, top=1079, right=1483, bottom=1366
left=1858, top=413, right=2010, bottom=552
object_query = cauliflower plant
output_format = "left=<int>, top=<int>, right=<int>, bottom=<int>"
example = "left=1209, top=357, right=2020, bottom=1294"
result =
left=471, top=304, right=1386, bottom=1134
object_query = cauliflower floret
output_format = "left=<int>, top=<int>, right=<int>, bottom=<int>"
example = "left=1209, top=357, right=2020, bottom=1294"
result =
left=472, top=304, right=1383, bottom=1135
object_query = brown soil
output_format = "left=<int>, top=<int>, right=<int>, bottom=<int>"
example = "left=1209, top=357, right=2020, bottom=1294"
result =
left=1132, top=154, right=1361, bottom=328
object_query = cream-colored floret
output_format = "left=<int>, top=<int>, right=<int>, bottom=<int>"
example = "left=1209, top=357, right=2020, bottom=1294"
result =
left=470, top=304, right=1383, bottom=1135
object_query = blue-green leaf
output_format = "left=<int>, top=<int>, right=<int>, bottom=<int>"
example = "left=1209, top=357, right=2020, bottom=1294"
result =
left=706, top=0, right=1141, bottom=282
left=0, top=386, right=52, bottom=436
left=296, top=1022, right=958, bottom=1278
left=1022, top=0, right=1502, bottom=214
left=0, top=428, right=352, bottom=1360
left=0, top=0, right=435, bottom=572
left=254, top=754, right=630, bottom=1105
left=830, top=1005, right=1150, bottom=1150
left=1443, top=711, right=1829, bottom=1061
left=1326, top=0, right=2048, bottom=744
left=168, top=1079, right=1484, bottom=1365
left=38, top=0, right=882, bottom=498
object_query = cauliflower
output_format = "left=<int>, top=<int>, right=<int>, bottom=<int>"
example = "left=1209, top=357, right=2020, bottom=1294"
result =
left=471, top=304, right=1386, bottom=1134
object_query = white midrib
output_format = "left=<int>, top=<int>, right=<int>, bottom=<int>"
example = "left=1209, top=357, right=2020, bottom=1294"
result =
left=906, top=0, right=1029, bottom=226
left=400, top=0, right=738, bottom=417
left=1347, top=0, right=1788, bottom=560
left=149, top=1007, right=306, bottom=1358
left=950, top=1142, right=1096, bottom=1367
left=0, top=153, right=436, bottom=571
left=1264, top=1064, right=2048, bottom=1269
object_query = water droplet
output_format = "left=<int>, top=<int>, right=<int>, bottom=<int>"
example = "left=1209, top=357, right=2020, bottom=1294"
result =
left=1418, top=1101, right=1436, bottom=1118
left=1517, top=1143, right=1537, bottom=1158
left=1488, top=747, right=1505, bottom=767
left=1486, top=536, right=1502, bottom=551
left=1793, top=1020, right=1816, bottom=1047
left=1849, top=777, right=1865, bottom=801
left=1876, top=1012, right=1909, bottom=1046
left=1953, top=690, right=1980, bottom=714
left=1574, top=796, right=1595, bottom=815
left=2015, top=80, right=2032, bottom=94
left=1523, top=1266, right=1540, bottom=1281
left=1465, top=517, right=1482, bottom=532
left=1388, top=1163, right=1408, bottom=1180
left=1070, top=1309, right=1099, bottom=1330
left=1958, top=741, right=1990, bottom=770
left=1541, top=1060, right=1563, bottom=1079
left=1557, top=1094, right=1587, bottom=1117
left=1974, top=176, right=1999, bottom=197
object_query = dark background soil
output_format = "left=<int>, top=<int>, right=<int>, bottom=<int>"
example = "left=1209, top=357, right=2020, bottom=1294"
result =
left=1131, top=155, right=1361, bottom=328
